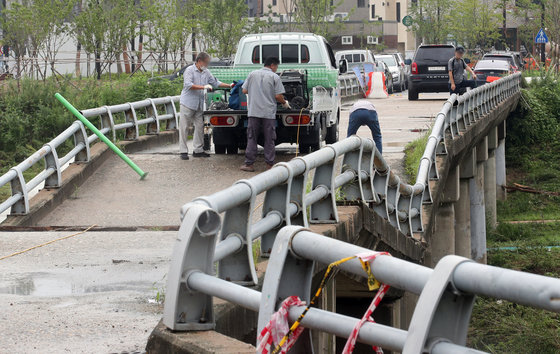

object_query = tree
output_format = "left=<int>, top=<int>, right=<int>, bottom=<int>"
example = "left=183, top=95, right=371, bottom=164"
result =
left=0, top=2, right=31, bottom=85
left=291, top=0, right=340, bottom=38
left=408, top=0, right=451, bottom=44
left=36, top=0, right=76, bottom=79
left=513, top=0, right=540, bottom=54
left=448, top=0, right=502, bottom=50
left=200, top=0, right=264, bottom=60
left=144, top=0, right=197, bottom=71
left=73, top=0, right=106, bottom=79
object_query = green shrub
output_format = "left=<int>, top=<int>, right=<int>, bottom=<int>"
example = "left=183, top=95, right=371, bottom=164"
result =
left=0, top=76, right=181, bottom=174
left=403, top=132, right=430, bottom=183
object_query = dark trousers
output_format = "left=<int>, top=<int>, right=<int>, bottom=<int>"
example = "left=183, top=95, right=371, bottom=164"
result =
left=347, top=109, right=382, bottom=153
left=245, top=117, right=276, bottom=166
left=449, top=79, right=477, bottom=94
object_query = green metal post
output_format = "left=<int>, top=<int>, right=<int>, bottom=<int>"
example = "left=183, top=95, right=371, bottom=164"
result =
left=55, top=93, right=148, bottom=180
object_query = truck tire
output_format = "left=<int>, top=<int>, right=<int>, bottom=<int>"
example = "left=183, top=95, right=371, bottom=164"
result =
left=204, top=133, right=211, bottom=151
left=214, top=144, right=226, bottom=154
left=408, top=85, right=419, bottom=100
left=325, top=121, right=339, bottom=144
left=226, top=144, right=238, bottom=155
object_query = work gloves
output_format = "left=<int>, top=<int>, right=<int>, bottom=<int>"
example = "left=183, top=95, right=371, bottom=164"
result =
left=282, top=101, right=291, bottom=109
left=204, top=84, right=213, bottom=91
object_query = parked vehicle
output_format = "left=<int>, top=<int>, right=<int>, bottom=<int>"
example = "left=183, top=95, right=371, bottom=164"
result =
left=473, top=60, right=512, bottom=86
left=335, top=49, right=376, bottom=70
left=405, top=44, right=457, bottom=100
left=482, top=51, right=522, bottom=72
left=377, top=54, right=406, bottom=92
left=393, top=52, right=408, bottom=88
left=205, top=33, right=350, bottom=154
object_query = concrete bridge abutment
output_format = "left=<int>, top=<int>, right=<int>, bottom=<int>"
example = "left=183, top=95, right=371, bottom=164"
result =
left=470, top=137, right=488, bottom=263
left=495, top=120, right=507, bottom=201
left=484, top=126, right=499, bottom=230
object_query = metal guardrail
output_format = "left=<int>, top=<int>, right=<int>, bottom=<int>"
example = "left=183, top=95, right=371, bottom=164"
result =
left=163, top=74, right=525, bottom=350
left=164, top=213, right=560, bottom=352
left=0, top=96, right=180, bottom=216
left=0, top=70, right=361, bottom=218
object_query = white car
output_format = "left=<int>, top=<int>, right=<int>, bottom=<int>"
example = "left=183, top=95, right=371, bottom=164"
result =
left=335, top=49, right=376, bottom=70
left=376, top=54, right=407, bottom=92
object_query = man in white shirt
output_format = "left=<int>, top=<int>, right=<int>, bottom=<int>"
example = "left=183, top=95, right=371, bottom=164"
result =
left=347, top=100, right=382, bottom=153
left=179, top=52, right=233, bottom=160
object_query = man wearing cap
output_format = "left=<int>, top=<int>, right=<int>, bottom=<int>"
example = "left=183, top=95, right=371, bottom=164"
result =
left=179, top=52, right=234, bottom=160
left=448, top=46, right=477, bottom=95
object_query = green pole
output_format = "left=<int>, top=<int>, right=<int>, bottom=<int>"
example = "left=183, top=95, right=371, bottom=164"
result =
left=55, top=93, right=148, bottom=180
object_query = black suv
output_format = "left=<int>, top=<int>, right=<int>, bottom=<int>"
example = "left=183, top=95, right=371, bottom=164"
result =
left=406, top=44, right=456, bottom=100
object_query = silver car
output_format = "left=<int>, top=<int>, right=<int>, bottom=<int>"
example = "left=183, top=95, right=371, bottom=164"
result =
left=376, top=54, right=406, bottom=92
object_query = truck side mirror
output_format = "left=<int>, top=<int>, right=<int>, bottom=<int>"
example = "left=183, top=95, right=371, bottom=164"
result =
left=464, top=58, right=471, bottom=64
left=404, top=59, right=412, bottom=65
left=339, top=59, right=348, bottom=74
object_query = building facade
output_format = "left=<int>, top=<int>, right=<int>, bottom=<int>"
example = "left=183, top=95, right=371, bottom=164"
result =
left=259, top=0, right=416, bottom=53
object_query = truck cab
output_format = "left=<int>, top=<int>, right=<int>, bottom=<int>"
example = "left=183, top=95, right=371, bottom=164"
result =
left=205, top=33, right=344, bottom=154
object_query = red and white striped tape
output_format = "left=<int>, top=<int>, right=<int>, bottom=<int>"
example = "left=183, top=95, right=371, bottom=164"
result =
left=257, top=296, right=306, bottom=354
left=342, top=251, right=391, bottom=354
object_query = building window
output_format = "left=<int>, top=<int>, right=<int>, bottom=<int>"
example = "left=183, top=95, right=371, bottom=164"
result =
left=371, top=4, right=375, bottom=18
left=342, top=36, right=353, bottom=45
left=358, top=0, right=365, bottom=7
left=367, top=36, right=378, bottom=45
left=272, top=0, right=277, bottom=5
left=396, top=2, right=401, bottom=22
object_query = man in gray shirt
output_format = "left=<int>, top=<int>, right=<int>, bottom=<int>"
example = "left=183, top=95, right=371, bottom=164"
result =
left=179, top=52, right=233, bottom=159
left=448, top=46, right=477, bottom=95
left=239, top=57, right=290, bottom=172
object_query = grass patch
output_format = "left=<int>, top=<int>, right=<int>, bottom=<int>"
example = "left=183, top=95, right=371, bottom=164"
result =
left=468, top=247, right=560, bottom=353
left=403, top=133, right=429, bottom=183
left=488, top=222, right=560, bottom=248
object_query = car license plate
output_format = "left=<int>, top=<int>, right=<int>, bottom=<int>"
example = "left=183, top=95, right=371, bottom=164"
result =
left=428, top=66, right=446, bottom=71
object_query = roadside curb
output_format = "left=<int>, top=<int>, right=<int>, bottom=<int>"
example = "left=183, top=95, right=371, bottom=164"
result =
left=1, top=130, right=178, bottom=227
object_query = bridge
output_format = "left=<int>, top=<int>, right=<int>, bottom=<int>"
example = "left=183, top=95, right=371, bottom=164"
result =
left=1, top=73, right=559, bottom=353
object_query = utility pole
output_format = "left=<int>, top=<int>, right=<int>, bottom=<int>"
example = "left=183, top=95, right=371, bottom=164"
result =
left=541, top=1, right=546, bottom=63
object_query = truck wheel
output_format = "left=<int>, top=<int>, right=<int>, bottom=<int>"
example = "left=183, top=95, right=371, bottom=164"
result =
left=204, top=133, right=211, bottom=151
left=226, top=144, right=238, bottom=155
left=298, top=144, right=311, bottom=155
left=310, top=143, right=321, bottom=152
left=214, top=144, right=226, bottom=154
left=325, top=121, right=339, bottom=144
left=408, top=85, right=419, bottom=100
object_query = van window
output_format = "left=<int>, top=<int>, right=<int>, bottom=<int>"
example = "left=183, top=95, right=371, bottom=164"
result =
left=252, top=44, right=311, bottom=64
left=324, top=40, right=337, bottom=68
left=353, top=54, right=365, bottom=63
left=262, top=44, right=279, bottom=62
left=300, top=45, right=310, bottom=63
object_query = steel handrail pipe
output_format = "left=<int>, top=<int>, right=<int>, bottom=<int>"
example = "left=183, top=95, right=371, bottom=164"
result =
left=58, top=143, right=86, bottom=167
left=289, top=228, right=560, bottom=312
left=185, top=136, right=366, bottom=215
left=186, top=270, right=486, bottom=353
left=212, top=169, right=363, bottom=262
left=1, top=94, right=181, bottom=216
left=25, top=168, right=56, bottom=192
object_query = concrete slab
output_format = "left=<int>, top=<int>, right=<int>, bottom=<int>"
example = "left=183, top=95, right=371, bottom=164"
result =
left=0, top=230, right=175, bottom=353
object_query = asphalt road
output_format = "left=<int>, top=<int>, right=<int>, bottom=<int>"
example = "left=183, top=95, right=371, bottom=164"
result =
left=0, top=90, right=448, bottom=353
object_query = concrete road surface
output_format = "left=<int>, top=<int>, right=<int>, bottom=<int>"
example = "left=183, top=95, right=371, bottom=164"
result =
left=38, top=91, right=447, bottom=228
left=0, top=91, right=448, bottom=353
